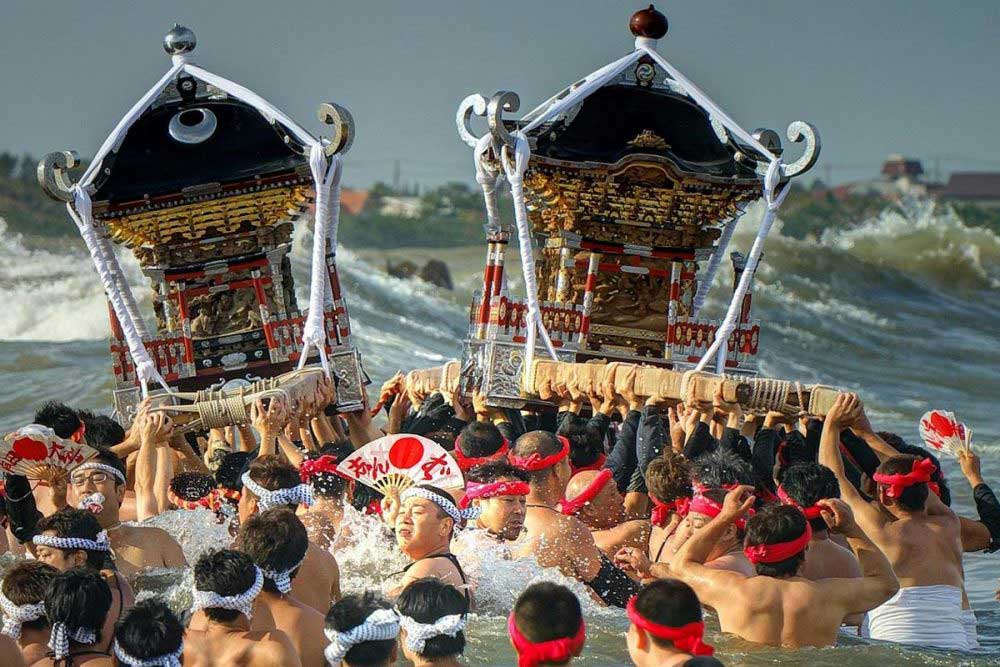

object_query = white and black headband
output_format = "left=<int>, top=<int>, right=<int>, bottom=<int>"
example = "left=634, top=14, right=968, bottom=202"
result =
left=241, top=472, right=313, bottom=511
left=400, top=487, right=481, bottom=524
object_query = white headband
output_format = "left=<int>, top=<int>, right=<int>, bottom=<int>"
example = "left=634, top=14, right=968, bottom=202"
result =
left=49, top=622, right=96, bottom=660
left=400, top=488, right=481, bottom=524
left=113, top=640, right=184, bottom=667
left=398, top=612, right=466, bottom=654
left=0, top=590, right=45, bottom=639
left=74, top=462, right=126, bottom=484
left=260, top=555, right=306, bottom=595
left=324, top=608, right=400, bottom=665
left=241, top=472, right=313, bottom=511
left=190, top=566, right=263, bottom=620
left=33, top=530, right=111, bottom=553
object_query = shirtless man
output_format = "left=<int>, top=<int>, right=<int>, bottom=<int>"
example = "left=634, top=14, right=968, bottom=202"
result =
left=509, top=583, right=586, bottom=667
left=239, top=455, right=341, bottom=612
left=0, top=561, right=58, bottom=665
left=562, top=469, right=649, bottom=556
left=626, top=579, right=721, bottom=667
left=324, top=593, right=400, bottom=667
left=112, top=600, right=184, bottom=667
left=240, top=509, right=327, bottom=667
left=396, top=578, right=470, bottom=667
left=37, top=568, right=113, bottom=666
left=32, top=509, right=134, bottom=653
left=510, top=431, right=638, bottom=608
left=66, top=451, right=186, bottom=577
left=298, top=444, right=355, bottom=550
left=184, top=549, right=301, bottom=667
left=384, top=485, right=475, bottom=603
left=452, top=420, right=510, bottom=472
left=644, top=454, right=693, bottom=565
left=461, top=462, right=528, bottom=542
left=818, top=393, right=970, bottom=650
left=638, top=486, right=898, bottom=647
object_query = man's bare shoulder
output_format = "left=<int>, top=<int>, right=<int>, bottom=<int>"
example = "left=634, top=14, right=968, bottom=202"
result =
left=250, top=628, right=303, bottom=667
left=306, top=541, right=339, bottom=567
left=120, top=523, right=175, bottom=543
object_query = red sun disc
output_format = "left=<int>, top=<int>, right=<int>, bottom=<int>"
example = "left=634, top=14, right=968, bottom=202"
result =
left=12, top=437, right=48, bottom=461
left=388, top=437, right=425, bottom=469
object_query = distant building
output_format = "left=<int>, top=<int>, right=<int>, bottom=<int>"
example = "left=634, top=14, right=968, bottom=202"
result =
left=340, top=188, right=370, bottom=215
left=880, top=155, right=924, bottom=181
left=379, top=195, right=422, bottom=218
left=933, top=172, right=1000, bottom=208
left=842, top=154, right=928, bottom=199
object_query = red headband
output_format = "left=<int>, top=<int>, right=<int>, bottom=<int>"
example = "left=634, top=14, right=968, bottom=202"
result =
left=650, top=495, right=690, bottom=528
left=776, top=487, right=824, bottom=520
left=218, top=487, right=241, bottom=502
left=299, top=455, right=348, bottom=483
left=688, top=494, right=751, bottom=531
left=508, top=613, right=586, bottom=667
left=510, top=436, right=570, bottom=472
left=452, top=437, right=510, bottom=472
left=744, top=522, right=812, bottom=564
left=625, top=597, right=714, bottom=656
left=559, top=469, right=613, bottom=515
left=570, top=454, right=607, bottom=476
left=872, top=458, right=938, bottom=499
left=168, top=488, right=222, bottom=512
left=459, top=480, right=530, bottom=509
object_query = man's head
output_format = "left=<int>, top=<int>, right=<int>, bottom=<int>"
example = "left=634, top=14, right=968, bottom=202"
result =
left=238, top=508, right=309, bottom=594
left=300, top=442, right=354, bottom=502
left=511, top=431, right=572, bottom=494
left=192, top=549, right=262, bottom=623
left=874, top=455, right=934, bottom=512
left=113, top=600, right=184, bottom=667
left=556, top=416, right=604, bottom=472
left=690, top=450, right=754, bottom=490
left=35, top=508, right=110, bottom=571
left=881, top=437, right=951, bottom=506
left=626, top=579, right=708, bottom=661
left=215, top=451, right=254, bottom=493
left=646, top=453, right=692, bottom=505
left=396, top=485, right=456, bottom=560
left=44, top=567, right=112, bottom=647
left=744, top=504, right=810, bottom=578
left=778, top=463, right=839, bottom=533
left=0, top=561, right=57, bottom=637
left=77, top=412, right=125, bottom=448
left=34, top=402, right=84, bottom=441
left=510, top=582, right=584, bottom=666
left=396, top=578, right=468, bottom=664
left=464, top=462, right=528, bottom=541
left=325, top=592, right=399, bottom=667
left=169, top=471, right=217, bottom=509
left=454, top=421, right=507, bottom=470
left=67, top=449, right=127, bottom=525
left=562, top=469, right=622, bottom=530
left=239, top=454, right=309, bottom=522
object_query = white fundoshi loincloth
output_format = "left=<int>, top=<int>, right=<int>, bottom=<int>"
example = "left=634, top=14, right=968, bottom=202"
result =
left=862, top=585, right=971, bottom=651
left=962, top=609, right=980, bottom=651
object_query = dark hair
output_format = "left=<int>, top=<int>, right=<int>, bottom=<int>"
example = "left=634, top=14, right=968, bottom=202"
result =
left=77, top=412, right=125, bottom=448
left=744, top=504, right=808, bottom=578
left=880, top=438, right=951, bottom=507
left=113, top=600, right=183, bottom=665
left=44, top=567, right=112, bottom=644
left=238, top=509, right=309, bottom=593
left=557, top=416, right=604, bottom=469
left=779, top=463, right=839, bottom=532
left=304, top=442, right=354, bottom=499
left=512, top=582, right=582, bottom=644
left=326, top=592, right=397, bottom=666
left=876, top=455, right=930, bottom=511
left=423, top=429, right=460, bottom=452
left=91, top=448, right=127, bottom=488
left=216, top=451, right=255, bottom=492
left=646, top=453, right=692, bottom=504
left=2, top=561, right=57, bottom=633
left=246, top=455, right=301, bottom=499
left=632, top=579, right=702, bottom=649
left=396, top=578, right=467, bottom=659
left=690, top=449, right=754, bottom=489
left=37, top=508, right=109, bottom=570
left=34, top=401, right=82, bottom=439
left=512, top=431, right=565, bottom=485
left=465, top=461, right=529, bottom=485
left=169, top=471, right=216, bottom=502
left=456, top=421, right=505, bottom=458
left=193, top=549, right=258, bottom=622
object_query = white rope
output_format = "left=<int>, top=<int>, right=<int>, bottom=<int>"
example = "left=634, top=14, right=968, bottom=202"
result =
left=0, top=591, right=45, bottom=639
left=113, top=640, right=183, bottom=667
left=75, top=462, right=127, bottom=484
left=49, top=623, right=97, bottom=660
left=324, top=608, right=400, bottom=666
left=33, top=530, right=111, bottom=553
left=400, top=487, right=481, bottom=524
left=691, top=213, right=740, bottom=318
left=241, top=472, right=314, bottom=511
left=260, top=555, right=306, bottom=594
left=190, top=565, right=263, bottom=619
left=473, top=134, right=504, bottom=234
left=397, top=612, right=466, bottom=654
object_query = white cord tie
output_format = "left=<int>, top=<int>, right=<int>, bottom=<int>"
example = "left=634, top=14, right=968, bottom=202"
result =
left=241, top=472, right=314, bottom=511
left=400, top=487, right=481, bottom=524
left=323, top=608, right=400, bottom=665
left=397, top=612, right=466, bottom=654
left=113, top=640, right=184, bottom=667
left=48, top=622, right=96, bottom=660
left=33, top=530, right=111, bottom=553
left=0, top=591, right=45, bottom=639
left=190, top=566, right=263, bottom=620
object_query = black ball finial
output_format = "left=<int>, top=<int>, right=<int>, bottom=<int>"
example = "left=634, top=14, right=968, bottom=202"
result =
left=629, top=5, right=668, bottom=40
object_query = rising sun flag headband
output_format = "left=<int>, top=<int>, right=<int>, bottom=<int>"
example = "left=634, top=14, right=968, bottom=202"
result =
left=459, top=480, right=530, bottom=509
left=743, top=522, right=812, bottom=564
left=508, top=612, right=585, bottom=667
left=324, top=608, right=400, bottom=665
left=559, top=469, right=613, bottom=515
left=509, top=436, right=570, bottom=472
left=872, top=458, right=938, bottom=499
left=401, top=487, right=481, bottom=523
left=241, top=472, right=313, bottom=511
left=625, top=596, right=714, bottom=656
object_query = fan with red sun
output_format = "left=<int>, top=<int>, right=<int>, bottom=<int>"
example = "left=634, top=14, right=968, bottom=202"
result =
left=336, top=434, right=464, bottom=495
left=1, top=424, right=99, bottom=478
left=918, top=410, right=972, bottom=458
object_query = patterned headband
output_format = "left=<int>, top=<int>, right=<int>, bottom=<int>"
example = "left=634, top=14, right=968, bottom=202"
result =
left=400, top=487, right=481, bottom=524
left=397, top=612, right=466, bottom=654
left=74, top=462, right=126, bottom=484
left=0, top=590, right=45, bottom=639
left=33, top=530, right=111, bottom=553
left=240, top=472, right=313, bottom=512
left=260, top=555, right=306, bottom=594
left=190, top=566, right=263, bottom=620
left=113, top=640, right=184, bottom=667
left=324, top=608, right=400, bottom=665
left=49, top=622, right=97, bottom=660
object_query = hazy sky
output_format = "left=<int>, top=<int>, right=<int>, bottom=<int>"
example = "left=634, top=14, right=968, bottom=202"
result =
left=3, top=0, right=999, bottom=189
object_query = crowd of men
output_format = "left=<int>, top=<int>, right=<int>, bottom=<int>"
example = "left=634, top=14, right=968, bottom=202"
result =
left=0, top=369, right=998, bottom=666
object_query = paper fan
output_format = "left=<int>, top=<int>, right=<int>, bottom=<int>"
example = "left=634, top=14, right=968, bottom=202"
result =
left=918, top=410, right=971, bottom=458
left=336, top=434, right=465, bottom=496
left=1, top=424, right=99, bottom=477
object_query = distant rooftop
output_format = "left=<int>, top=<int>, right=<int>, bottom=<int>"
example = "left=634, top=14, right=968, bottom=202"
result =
left=936, top=172, right=1000, bottom=200
left=881, top=154, right=924, bottom=179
